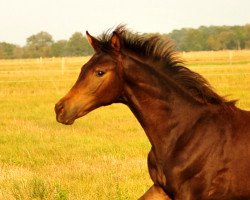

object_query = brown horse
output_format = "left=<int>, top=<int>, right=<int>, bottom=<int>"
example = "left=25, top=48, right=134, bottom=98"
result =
left=55, top=26, right=250, bottom=200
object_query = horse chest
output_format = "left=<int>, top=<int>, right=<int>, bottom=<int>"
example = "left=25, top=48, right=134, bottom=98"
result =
left=147, top=148, right=167, bottom=187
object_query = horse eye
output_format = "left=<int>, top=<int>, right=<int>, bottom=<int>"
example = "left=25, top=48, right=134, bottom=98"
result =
left=95, top=70, right=105, bottom=77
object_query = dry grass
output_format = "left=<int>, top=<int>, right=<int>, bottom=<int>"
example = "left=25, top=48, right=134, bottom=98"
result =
left=0, top=50, right=249, bottom=199
left=182, top=50, right=250, bottom=65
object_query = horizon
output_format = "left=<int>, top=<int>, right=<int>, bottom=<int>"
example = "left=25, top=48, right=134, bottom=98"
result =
left=1, top=0, right=250, bottom=46
left=1, top=23, right=250, bottom=47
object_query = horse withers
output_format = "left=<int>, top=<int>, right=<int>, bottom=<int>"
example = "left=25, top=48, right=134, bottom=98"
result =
left=55, top=26, right=250, bottom=200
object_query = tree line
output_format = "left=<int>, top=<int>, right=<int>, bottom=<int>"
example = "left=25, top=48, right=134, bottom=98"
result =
left=168, top=24, right=250, bottom=51
left=1, top=24, right=250, bottom=59
left=0, top=32, right=94, bottom=59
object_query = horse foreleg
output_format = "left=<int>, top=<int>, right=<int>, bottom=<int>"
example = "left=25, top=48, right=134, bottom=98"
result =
left=138, top=185, right=171, bottom=200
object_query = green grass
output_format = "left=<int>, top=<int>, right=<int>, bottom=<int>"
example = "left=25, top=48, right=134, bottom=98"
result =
left=0, top=53, right=249, bottom=199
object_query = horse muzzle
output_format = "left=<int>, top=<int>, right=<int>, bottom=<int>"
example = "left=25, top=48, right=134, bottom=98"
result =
left=55, top=101, right=75, bottom=125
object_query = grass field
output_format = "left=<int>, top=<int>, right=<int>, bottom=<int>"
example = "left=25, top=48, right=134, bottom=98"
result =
left=0, top=51, right=250, bottom=200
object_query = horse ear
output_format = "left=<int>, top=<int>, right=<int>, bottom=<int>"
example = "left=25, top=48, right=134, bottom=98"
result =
left=111, top=31, right=121, bottom=52
left=86, top=31, right=100, bottom=52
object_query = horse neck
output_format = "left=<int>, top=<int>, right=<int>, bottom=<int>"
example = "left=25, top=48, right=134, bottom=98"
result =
left=122, top=55, right=204, bottom=152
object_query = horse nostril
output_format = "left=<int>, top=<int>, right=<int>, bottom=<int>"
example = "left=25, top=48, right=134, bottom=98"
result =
left=55, top=102, right=65, bottom=115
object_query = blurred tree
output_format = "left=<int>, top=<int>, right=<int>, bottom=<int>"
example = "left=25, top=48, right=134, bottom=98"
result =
left=0, top=42, right=16, bottom=59
left=51, top=40, right=68, bottom=57
left=244, top=24, right=250, bottom=49
left=26, top=31, right=53, bottom=57
left=67, top=32, right=93, bottom=56
left=13, top=45, right=24, bottom=58
left=169, top=25, right=250, bottom=51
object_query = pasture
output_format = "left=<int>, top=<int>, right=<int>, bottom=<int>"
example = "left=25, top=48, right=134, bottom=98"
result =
left=0, top=50, right=250, bottom=200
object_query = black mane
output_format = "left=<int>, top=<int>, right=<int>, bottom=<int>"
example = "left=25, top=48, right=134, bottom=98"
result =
left=98, top=26, right=234, bottom=106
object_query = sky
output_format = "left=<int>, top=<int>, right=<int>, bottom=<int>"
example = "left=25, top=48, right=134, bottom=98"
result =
left=0, top=0, right=250, bottom=46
